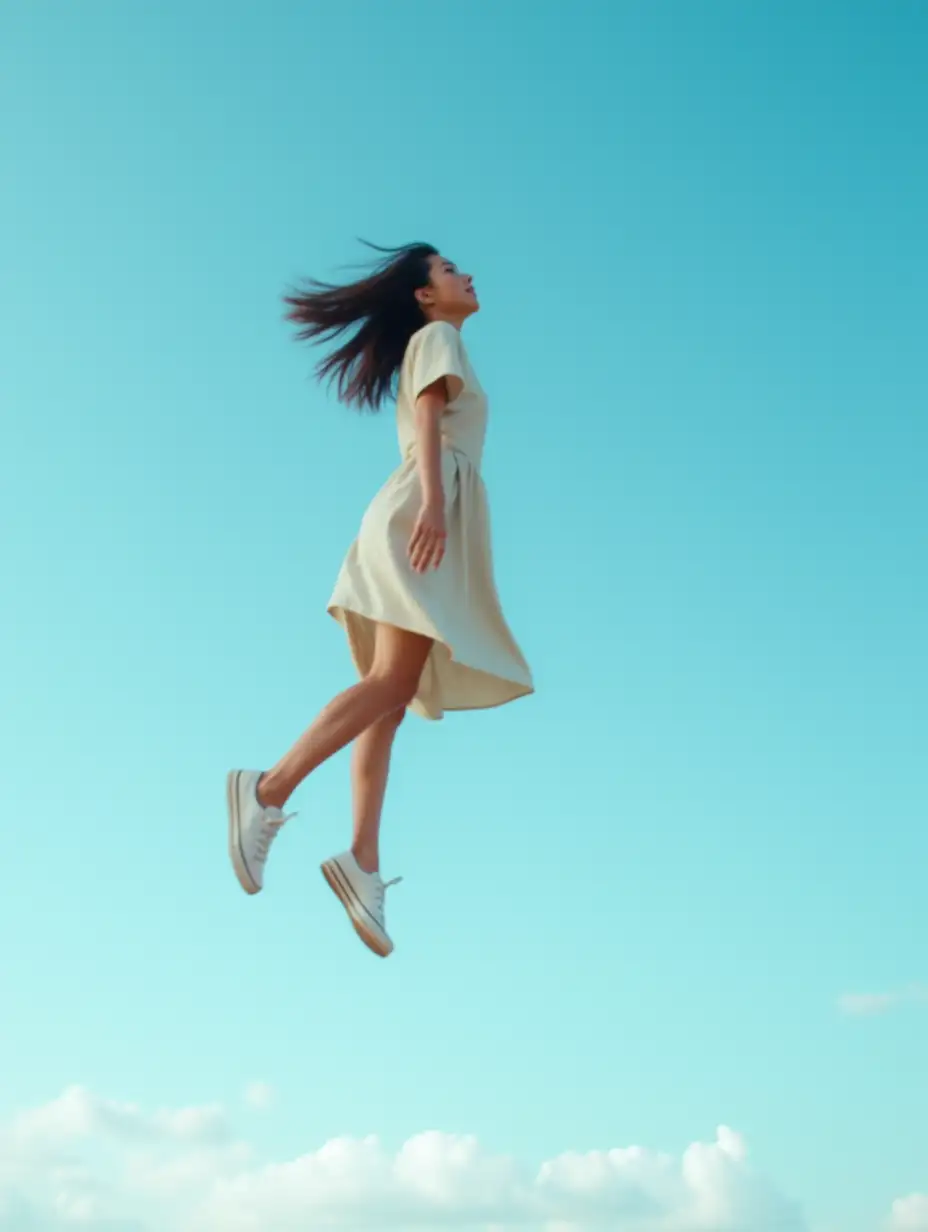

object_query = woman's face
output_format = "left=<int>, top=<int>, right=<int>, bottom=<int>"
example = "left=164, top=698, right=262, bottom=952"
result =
left=418, top=254, right=479, bottom=319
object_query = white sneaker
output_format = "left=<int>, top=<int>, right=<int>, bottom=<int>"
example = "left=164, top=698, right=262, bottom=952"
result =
left=321, top=851, right=402, bottom=958
left=226, top=770, right=295, bottom=894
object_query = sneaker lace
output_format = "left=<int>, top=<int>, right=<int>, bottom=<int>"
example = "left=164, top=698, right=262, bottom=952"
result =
left=254, top=811, right=296, bottom=863
left=374, top=875, right=402, bottom=917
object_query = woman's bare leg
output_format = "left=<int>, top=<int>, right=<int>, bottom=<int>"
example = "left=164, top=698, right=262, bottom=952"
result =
left=257, top=624, right=431, bottom=810
left=350, top=708, right=405, bottom=873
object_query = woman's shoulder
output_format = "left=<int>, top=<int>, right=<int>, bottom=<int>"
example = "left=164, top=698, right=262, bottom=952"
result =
left=400, top=320, right=473, bottom=404
left=407, top=320, right=465, bottom=354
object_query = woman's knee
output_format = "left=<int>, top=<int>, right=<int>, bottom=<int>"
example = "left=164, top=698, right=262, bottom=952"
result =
left=362, top=663, right=418, bottom=710
left=379, top=671, right=419, bottom=711
left=381, top=705, right=407, bottom=731
left=367, top=634, right=429, bottom=709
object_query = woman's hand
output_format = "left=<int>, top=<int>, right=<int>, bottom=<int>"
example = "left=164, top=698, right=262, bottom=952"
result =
left=408, top=499, right=447, bottom=573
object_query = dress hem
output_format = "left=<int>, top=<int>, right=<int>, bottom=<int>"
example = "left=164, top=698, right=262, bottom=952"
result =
left=327, top=602, right=534, bottom=721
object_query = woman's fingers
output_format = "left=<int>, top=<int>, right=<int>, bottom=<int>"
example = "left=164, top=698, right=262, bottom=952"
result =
left=407, top=527, right=421, bottom=563
left=420, top=543, right=441, bottom=572
left=407, top=523, right=427, bottom=567
left=414, top=534, right=436, bottom=573
left=408, top=524, right=446, bottom=573
left=408, top=528, right=428, bottom=572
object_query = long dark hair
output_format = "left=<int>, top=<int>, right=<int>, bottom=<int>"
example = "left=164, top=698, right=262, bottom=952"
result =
left=284, top=241, right=438, bottom=412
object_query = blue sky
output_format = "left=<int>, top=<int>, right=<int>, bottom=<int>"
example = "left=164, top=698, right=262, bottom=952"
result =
left=2, top=2, right=926, bottom=1229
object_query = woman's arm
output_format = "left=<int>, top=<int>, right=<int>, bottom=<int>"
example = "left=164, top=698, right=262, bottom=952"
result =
left=407, top=379, right=449, bottom=573
left=414, top=380, right=447, bottom=505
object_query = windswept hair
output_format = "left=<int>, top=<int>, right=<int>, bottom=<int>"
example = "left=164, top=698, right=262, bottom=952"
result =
left=284, top=241, right=438, bottom=412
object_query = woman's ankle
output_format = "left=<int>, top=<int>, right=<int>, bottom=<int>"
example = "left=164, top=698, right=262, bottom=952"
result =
left=257, top=771, right=290, bottom=811
left=351, top=843, right=379, bottom=875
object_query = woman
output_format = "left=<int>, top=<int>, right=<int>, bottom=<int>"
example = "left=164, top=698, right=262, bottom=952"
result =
left=227, top=242, right=533, bottom=958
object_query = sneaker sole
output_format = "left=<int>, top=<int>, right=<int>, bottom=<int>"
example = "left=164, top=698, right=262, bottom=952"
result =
left=227, top=771, right=260, bottom=896
left=321, top=859, right=392, bottom=958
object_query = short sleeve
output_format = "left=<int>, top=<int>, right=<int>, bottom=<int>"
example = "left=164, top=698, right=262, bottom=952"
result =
left=410, top=321, right=467, bottom=404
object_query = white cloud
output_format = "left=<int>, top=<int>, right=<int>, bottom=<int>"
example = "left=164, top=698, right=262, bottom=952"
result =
left=0, top=1085, right=810, bottom=1231
left=891, top=1194, right=928, bottom=1230
left=0, top=1086, right=239, bottom=1231
left=838, top=984, right=928, bottom=1017
left=10, top=1086, right=230, bottom=1153
left=242, top=1082, right=275, bottom=1112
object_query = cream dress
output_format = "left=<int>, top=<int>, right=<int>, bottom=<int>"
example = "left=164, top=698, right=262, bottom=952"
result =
left=328, top=320, right=534, bottom=720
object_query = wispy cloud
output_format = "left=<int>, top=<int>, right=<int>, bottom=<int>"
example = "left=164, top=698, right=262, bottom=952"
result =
left=10, top=1084, right=231, bottom=1152
left=838, top=984, right=928, bottom=1017
left=890, top=1192, right=928, bottom=1230
left=242, top=1081, right=275, bottom=1112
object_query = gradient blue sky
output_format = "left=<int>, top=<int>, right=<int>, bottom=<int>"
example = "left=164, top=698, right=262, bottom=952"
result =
left=2, top=2, right=926, bottom=1229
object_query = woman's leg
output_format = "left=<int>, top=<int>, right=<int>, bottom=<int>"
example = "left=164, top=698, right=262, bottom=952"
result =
left=257, top=623, right=431, bottom=810
left=350, top=708, right=405, bottom=873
